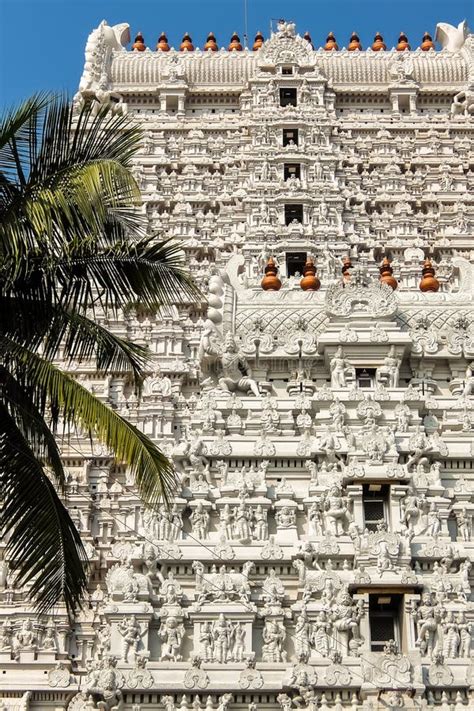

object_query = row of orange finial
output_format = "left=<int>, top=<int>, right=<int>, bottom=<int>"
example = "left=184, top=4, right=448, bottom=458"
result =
left=131, top=30, right=435, bottom=52
left=261, top=256, right=440, bottom=292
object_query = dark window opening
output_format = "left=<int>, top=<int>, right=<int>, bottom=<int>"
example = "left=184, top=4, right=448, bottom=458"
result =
left=286, top=252, right=307, bottom=277
left=285, top=204, right=303, bottom=225
left=363, top=484, right=389, bottom=532
left=282, top=67, right=293, bottom=75
left=280, top=88, right=297, bottom=107
left=356, top=367, right=376, bottom=388
left=283, top=128, right=299, bottom=146
left=369, top=594, right=401, bottom=652
left=284, top=164, right=301, bottom=180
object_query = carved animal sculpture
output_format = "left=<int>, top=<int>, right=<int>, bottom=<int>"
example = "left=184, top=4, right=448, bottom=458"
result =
left=435, top=20, right=469, bottom=52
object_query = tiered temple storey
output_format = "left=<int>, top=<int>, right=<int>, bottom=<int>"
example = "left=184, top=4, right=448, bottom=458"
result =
left=1, top=17, right=474, bottom=711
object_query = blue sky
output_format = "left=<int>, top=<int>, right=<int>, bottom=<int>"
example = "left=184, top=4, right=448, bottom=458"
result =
left=1, top=0, right=473, bottom=107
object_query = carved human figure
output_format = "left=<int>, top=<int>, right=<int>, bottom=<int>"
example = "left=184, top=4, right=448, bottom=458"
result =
left=218, top=333, right=260, bottom=397
left=323, top=485, right=350, bottom=536
left=12, top=619, right=37, bottom=660
left=234, top=500, right=251, bottom=541
left=294, top=610, right=311, bottom=658
left=253, top=505, right=268, bottom=540
left=200, top=621, right=214, bottom=662
left=219, top=504, right=234, bottom=540
left=401, top=486, right=424, bottom=533
left=275, top=507, right=296, bottom=529
left=233, top=623, right=246, bottom=662
left=456, top=508, right=471, bottom=542
left=406, top=428, right=432, bottom=472
left=412, top=592, right=441, bottom=657
left=159, top=616, right=184, bottom=662
left=329, top=398, right=345, bottom=431
left=427, top=503, right=442, bottom=539
left=118, top=616, right=142, bottom=663
left=312, top=610, right=332, bottom=658
left=330, top=347, right=354, bottom=388
left=262, top=619, right=286, bottom=662
left=457, top=612, right=472, bottom=657
left=442, top=611, right=460, bottom=658
left=190, top=502, right=210, bottom=539
left=377, top=346, right=400, bottom=388
left=213, top=614, right=233, bottom=663
left=261, top=569, right=285, bottom=606
left=307, top=501, right=323, bottom=537
left=331, top=589, right=363, bottom=656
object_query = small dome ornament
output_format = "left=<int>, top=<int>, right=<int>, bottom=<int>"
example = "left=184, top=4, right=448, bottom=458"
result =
left=348, top=32, right=362, bottom=51
left=261, top=257, right=282, bottom=291
left=300, top=257, right=321, bottom=291
left=180, top=32, right=194, bottom=51
left=204, top=32, right=218, bottom=51
left=303, top=31, right=314, bottom=48
left=342, top=255, right=352, bottom=282
left=372, top=32, right=386, bottom=51
left=324, top=32, right=338, bottom=51
left=252, top=31, right=264, bottom=51
left=228, top=32, right=243, bottom=51
left=156, top=32, right=170, bottom=51
left=132, top=32, right=146, bottom=52
left=420, top=31, right=435, bottom=51
left=419, top=259, right=440, bottom=292
left=396, top=32, right=410, bottom=51
left=379, top=256, right=398, bottom=290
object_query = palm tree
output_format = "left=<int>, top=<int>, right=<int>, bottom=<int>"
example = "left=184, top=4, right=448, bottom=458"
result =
left=0, top=95, right=200, bottom=616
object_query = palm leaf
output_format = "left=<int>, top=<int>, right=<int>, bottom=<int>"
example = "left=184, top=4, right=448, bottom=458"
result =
left=0, top=402, right=88, bottom=615
left=1, top=337, right=177, bottom=505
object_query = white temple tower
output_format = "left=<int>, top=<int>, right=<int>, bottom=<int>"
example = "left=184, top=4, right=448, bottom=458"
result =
left=1, top=18, right=474, bottom=711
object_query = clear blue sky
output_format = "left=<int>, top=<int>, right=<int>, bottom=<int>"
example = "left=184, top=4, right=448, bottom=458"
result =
left=1, top=0, right=473, bottom=107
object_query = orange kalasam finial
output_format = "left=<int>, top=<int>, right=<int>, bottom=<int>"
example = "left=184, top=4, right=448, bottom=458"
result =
left=348, top=32, right=362, bottom=51
left=379, top=256, right=398, bottom=290
left=372, top=32, right=386, bottom=51
left=300, top=257, right=321, bottom=291
left=324, top=32, right=338, bottom=51
left=420, top=31, right=435, bottom=51
left=261, top=257, right=282, bottom=291
left=156, top=32, right=170, bottom=51
left=132, top=32, right=146, bottom=51
left=396, top=32, right=411, bottom=51
left=180, top=32, right=194, bottom=51
left=253, top=31, right=264, bottom=50
left=419, top=258, right=440, bottom=292
left=204, top=32, right=218, bottom=51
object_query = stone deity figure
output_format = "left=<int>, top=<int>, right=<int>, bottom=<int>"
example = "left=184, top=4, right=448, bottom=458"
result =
left=159, top=616, right=184, bottom=661
left=294, top=610, right=311, bottom=658
left=312, top=611, right=332, bottom=658
left=199, top=621, right=214, bottom=662
left=331, top=589, right=363, bottom=657
left=462, top=362, right=474, bottom=397
left=118, top=616, right=142, bottom=663
left=457, top=612, right=472, bottom=657
left=213, top=614, right=233, bottom=663
left=412, top=593, right=441, bottom=657
left=323, top=485, right=350, bottom=536
left=12, top=619, right=37, bottom=660
left=262, top=619, right=286, bottom=662
left=330, top=348, right=354, bottom=389
left=219, top=334, right=260, bottom=397
left=190, top=502, right=210, bottom=539
left=253, top=505, right=269, bottom=540
left=377, top=346, right=401, bottom=388
left=401, top=486, right=424, bottom=533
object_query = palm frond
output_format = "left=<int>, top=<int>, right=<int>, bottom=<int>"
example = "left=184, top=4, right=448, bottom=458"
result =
left=0, top=402, right=88, bottom=615
left=1, top=337, right=177, bottom=505
left=0, top=365, right=65, bottom=489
